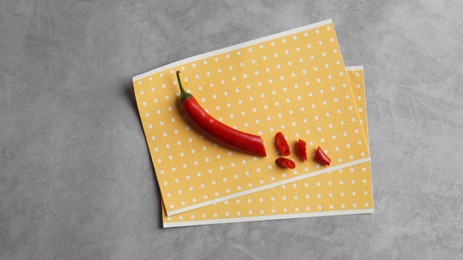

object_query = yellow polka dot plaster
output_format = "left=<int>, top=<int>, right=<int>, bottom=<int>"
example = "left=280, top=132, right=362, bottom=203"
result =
left=133, top=20, right=370, bottom=216
left=161, top=67, right=374, bottom=227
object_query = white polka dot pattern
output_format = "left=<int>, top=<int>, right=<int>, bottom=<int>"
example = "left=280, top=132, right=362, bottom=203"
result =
left=133, top=20, right=370, bottom=216
left=162, top=67, right=373, bottom=227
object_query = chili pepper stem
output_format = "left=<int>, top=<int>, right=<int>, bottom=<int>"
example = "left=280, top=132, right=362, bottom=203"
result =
left=176, top=71, right=192, bottom=101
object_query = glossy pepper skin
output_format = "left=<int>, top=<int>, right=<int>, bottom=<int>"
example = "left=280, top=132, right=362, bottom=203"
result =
left=275, top=158, right=296, bottom=169
left=275, top=132, right=290, bottom=156
left=297, top=139, right=308, bottom=160
left=315, top=146, right=331, bottom=165
left=176, top=71, right=267, bottom=157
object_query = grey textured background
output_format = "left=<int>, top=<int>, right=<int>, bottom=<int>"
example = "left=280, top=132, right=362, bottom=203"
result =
left=1, top=0, right=462, bottom=259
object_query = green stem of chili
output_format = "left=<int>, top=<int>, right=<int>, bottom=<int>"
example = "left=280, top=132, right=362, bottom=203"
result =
left=176, top=71, right=192, bottom=102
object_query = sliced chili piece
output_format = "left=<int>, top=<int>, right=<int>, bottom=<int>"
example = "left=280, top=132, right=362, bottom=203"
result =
left=275, top=132, right=290, bottom=156
left=176, top=71, right=267, bottom=157
left=297, top=139, right=308, bottom=161
left=275, top=158, right=296, bottom=169
left=315, top=146, right=331, bottom=166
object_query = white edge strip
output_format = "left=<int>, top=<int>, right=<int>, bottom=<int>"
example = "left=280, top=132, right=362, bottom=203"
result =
left=345, top=65, right=364, bottom=71
left=133, top=19, right=333, bottom=81
left=166, top=157, right=370, bottom=216
left=164, top=208, right=374, bottom=228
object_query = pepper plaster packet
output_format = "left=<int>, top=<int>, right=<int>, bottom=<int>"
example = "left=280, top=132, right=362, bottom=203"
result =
left=161, top=66, right=373, bottom=227
left=133, top=19, right=370, bottom=216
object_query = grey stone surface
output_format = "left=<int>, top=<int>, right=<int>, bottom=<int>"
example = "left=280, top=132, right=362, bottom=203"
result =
left=1, top=0, right=462, bottom=259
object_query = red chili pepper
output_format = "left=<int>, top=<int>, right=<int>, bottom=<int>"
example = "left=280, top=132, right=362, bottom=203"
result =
left=275, top=158, right=296, bottom=169
left=315, top=146, right=331, bottom=166
left=297, top=139, right=308, bottom=161
left=176, top=71, right=266, bottom=157
left=275, top=132, right=290, bottom=156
